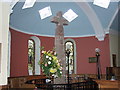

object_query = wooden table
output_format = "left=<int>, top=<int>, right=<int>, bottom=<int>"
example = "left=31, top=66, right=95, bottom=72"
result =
left=95, top=80, right=120, bottom=90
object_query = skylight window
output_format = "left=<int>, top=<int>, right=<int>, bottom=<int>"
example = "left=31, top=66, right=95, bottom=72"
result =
left=22, top=0, right=36, bottom=9
left=1, top=0, right=12, bottom=2
left=10, top=0, right=19, bottom=9
left=10, top=0, right=19, bottom=14
left=39, top=6, right=52, bottom=20
left=63, top=9, right=78, bottom=22
left=93, top=0, right=110, bottom=8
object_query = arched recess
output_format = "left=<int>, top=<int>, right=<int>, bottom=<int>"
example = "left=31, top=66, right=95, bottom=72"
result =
left=64, top=39, right=77, bottom=74
left=29, top=36, right=41, bottom=75
left=75, top=1, right=105, bottom=41
left=8, top=31, right=11, bottom=77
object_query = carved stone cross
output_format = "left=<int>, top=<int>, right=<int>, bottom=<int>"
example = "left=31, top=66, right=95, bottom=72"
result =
left=51, top=11, right=68, bottom=84
left=51, top=11, right=68, bottom=36
left=51, top=11, right=68, bottom=25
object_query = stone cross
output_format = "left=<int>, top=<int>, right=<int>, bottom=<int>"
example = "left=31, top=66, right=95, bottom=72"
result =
left=51, top=11, right=68, bottom=84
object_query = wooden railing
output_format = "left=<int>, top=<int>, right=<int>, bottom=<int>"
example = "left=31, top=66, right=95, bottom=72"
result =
left=8, top=74, right=105, bottom=89
left=25, top=77, right=98, bottom=90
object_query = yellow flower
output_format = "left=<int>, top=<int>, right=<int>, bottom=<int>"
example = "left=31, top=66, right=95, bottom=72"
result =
left=50, top=68, right=57, bottom=73
left=53, top=56, right=57, bottom=60
left=56, top=60, right=58, bottom=63
left=40, top=49, right=62, bottom=77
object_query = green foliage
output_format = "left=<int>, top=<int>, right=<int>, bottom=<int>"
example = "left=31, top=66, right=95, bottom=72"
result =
left=39, top=50, right=62, bottom=78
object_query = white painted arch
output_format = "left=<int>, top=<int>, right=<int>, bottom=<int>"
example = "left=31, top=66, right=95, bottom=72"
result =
left=75, top=1, right=105, bottom=41
left=30, top=36, right=41, bottom=75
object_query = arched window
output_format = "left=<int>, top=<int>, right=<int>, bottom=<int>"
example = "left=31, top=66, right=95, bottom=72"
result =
left=65, top=39, right=76, bottom=74
left=28, top=39, right=35, bottom=75
left=28, top=36, right=41, bottom=75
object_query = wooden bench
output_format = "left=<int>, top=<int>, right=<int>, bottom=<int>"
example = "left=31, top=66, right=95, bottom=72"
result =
left=95, top=80, right=120, bottom=90
left=8, top=75, right=46, bottom=89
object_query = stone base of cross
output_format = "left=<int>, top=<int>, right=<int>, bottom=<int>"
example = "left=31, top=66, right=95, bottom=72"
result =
left=51, top=11, right=68, bottom=84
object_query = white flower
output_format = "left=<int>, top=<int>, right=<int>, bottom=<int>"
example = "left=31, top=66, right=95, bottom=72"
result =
left=48, top=61, right=51, bottom=64
left=54, top=52, right=57, bottom=55
left=52, top=74, right=55, bottom=76
left=42, top=51, right=45, bottom=53
left=60, top=71, right=62, bottom=74
left=54, top=75, right=58, bottom=78
left=46, top=55, right=49, bottom=58
left=49, top=57, right=52, bottom=60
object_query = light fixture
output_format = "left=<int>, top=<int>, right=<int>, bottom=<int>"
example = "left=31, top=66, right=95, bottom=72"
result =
left=39, top=6, right=52, bottom=20
left=93, top=0, right=111, bottom=8
left=63, top=9, right=78, bottom=22
left=95, top=48, right=100, bottom=53
left=65, top=46, right=71, bottom=85
left=22, top=0, right=36, bottom=9
left=95, top=48, right=101, bottom=80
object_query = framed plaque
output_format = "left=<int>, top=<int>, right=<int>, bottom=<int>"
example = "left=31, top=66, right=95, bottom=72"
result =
left=88, top=57, right=97, bottom=63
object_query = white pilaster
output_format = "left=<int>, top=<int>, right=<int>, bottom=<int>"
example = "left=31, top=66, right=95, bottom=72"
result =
left=0, top=2, right=10, bottom=85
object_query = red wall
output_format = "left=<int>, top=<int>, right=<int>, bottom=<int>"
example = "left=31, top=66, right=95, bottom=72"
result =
left=69, top=36, right=110, bottom=74
left=10, top=28, right=110, bottom=77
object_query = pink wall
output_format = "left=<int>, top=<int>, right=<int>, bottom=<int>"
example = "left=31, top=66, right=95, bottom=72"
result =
left=10, top=28, right=110, bottom=77
left=10, top=29, right=30, bottom=77
left=69, top=35, right=110, bottom=74
left=10, top=29, right=54, bottom=77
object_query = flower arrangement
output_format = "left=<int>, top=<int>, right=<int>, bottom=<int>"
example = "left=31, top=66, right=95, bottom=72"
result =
left=39, top=49, right=62, bottom=78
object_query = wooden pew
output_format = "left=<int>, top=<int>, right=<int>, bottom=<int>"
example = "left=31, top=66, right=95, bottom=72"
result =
left=106, top=67, right=120, bottom=80
left=69, top=74, right=106, bottom=83
left=8, top=75, right=46, bottom=89
left=95, top=80, right=120, bottom=90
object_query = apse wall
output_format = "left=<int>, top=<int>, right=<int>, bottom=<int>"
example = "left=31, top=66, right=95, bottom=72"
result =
left=10, top=28, right=110, bottom=77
